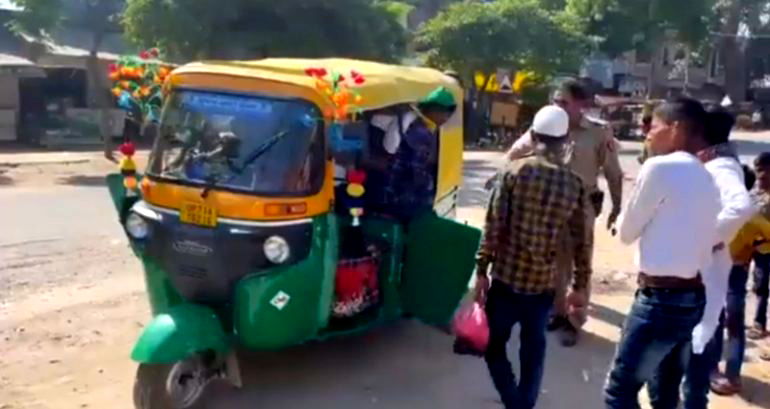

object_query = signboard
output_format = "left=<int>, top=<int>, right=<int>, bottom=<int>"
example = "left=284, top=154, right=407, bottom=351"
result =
left=490, top=101, right=520, bottom=127
left=497, top=69, right=513, bottom=93
left=474, top=71, right=499, bottom=92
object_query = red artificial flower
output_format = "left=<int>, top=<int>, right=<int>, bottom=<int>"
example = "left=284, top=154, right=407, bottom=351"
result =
left=139, top=50, right=150, bottom=60
left=119, top=142, right=136, bottom=156
left=108, top=63, right=118, bottom=73
left=347, top=169, right=367, bottom=184
left=350, top=70, right=362, bottom=79
left=354, top=77, right=365, bottom=85
left=304, top=67, right=329, bottom=78
left=149, top=48, right=160, bottom=57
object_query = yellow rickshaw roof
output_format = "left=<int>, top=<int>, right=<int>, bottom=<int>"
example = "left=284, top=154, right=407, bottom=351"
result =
left=171, top=58, right=463, bottom=110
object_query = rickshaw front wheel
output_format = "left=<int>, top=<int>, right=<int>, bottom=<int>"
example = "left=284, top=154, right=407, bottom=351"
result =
left=133, top=359, right=210, bottom=409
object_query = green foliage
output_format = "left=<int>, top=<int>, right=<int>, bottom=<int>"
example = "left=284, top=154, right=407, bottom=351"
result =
left=9, top=0, right=123, bottom=39
left=565, top=0, right=716, bottom=56
left=8, top=0, right=62, bottom=36
left=418, top=0, right=588, bottom=80
left=122, top=0, right=408, bottom=63
left=380, top=1, right=415, bottom=28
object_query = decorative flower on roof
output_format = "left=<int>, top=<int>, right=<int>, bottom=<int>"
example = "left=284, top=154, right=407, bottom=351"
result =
left=305, top=67, right=366, bottom=122
left=109, top=48, right=172, bottom=122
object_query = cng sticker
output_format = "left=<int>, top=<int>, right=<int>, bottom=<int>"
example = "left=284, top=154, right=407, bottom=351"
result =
left=270, top=291, right=291, bottom=311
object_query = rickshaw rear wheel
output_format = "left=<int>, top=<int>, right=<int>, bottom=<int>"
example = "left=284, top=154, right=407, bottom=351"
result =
left=133, top=359, right=210, bottom=409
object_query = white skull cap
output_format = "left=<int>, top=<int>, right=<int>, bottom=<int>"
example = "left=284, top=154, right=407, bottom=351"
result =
left=532, top=105, right=569, bottom=138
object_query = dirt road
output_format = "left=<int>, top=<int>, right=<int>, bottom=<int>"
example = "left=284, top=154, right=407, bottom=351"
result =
left=2, top=143, right=770, bottom=408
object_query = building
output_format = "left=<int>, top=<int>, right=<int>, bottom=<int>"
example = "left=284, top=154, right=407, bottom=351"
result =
left=0, top=2, right=127, bottom=146
left=582, top=30, right=726, bottom=101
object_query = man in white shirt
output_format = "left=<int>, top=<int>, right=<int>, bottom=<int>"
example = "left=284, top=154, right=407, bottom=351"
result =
left=668, top=106, right=754, bottom=408
left=604, top=98, right=722, bottom=409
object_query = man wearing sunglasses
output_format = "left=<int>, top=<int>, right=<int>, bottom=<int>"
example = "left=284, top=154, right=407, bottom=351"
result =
left=499, top=79, right=624, bottom=347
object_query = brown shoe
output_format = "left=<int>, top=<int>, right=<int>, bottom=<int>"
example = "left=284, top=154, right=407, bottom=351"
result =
left=711, top=375, right=742, bottom=396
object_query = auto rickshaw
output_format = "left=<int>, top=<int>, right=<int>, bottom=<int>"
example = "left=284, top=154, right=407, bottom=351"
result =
left=105, top=58, right=481, bottom=409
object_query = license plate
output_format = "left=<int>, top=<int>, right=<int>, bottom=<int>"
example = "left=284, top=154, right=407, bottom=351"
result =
left=180, top=202, right=217, bottom=228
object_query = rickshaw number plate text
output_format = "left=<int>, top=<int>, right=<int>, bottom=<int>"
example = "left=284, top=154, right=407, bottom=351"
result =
left=180, top=202, right=218, bottom=228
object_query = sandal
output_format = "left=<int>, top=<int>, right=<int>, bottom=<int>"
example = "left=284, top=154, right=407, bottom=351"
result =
left=761, top=349, right=770, bottom=361
left=747, top=324, right=768, bottom=340
left=711, top=376, right=742, bottom=396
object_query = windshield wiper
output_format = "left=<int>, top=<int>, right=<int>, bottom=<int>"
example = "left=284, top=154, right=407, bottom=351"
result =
left=235, top=130, right=289, bottom=174
left=199, top=130, right=290, bottom=198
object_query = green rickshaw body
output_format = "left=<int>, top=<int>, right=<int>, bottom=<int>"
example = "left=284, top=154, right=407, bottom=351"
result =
left=108, top=58, right=482, bottom=366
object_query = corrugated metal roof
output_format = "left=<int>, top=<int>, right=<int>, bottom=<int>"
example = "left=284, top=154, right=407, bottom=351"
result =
left=0, top=52, right=33, bottom=66
left=18, top=29, right=125, bottom=60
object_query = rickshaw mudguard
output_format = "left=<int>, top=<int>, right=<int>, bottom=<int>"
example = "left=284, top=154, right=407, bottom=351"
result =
left=233, top=214, right=338, bottom=350
left=131, top=303, right=230, bottom=364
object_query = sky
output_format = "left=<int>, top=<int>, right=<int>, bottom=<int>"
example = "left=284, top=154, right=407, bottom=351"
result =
left=0, top=0, right=20, bottom=11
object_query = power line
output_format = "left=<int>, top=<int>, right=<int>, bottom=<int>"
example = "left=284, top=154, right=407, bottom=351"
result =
left=710, top=31, right=770, bottom=39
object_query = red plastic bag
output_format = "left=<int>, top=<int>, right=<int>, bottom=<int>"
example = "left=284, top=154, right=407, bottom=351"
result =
left=452, top=301, right=489, bottom=355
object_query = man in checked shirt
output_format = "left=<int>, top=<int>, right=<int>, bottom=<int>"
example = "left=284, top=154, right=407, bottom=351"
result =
left=475, top=105, right=592, bottom=409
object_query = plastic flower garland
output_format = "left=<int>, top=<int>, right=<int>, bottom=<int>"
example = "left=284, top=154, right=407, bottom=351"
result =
left=305, top=67, right=368, bottom=225
left=109, top=48, right=172, bottom=123
left=305, top=67, right=365, bottom=122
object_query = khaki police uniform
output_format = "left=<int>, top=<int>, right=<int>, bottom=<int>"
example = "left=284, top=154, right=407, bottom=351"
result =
left=505, top=116, right=624, bottom=324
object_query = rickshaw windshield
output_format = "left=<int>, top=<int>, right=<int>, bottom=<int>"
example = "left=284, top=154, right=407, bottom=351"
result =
left=147, top=90, right=325, bottom=196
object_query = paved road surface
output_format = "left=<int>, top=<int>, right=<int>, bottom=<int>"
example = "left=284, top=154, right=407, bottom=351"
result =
left=2, top=134, right=769, bottom=409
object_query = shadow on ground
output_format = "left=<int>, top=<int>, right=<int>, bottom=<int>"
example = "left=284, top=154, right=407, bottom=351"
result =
left=56, top=175, right=106, bottom=186
left=0, top=170, right=13, bottom=186
left=202, top=317, right=619, bottom=409
left=589, top=301, right=627, bottom=328
left=739, top=374, right=770, bottom=408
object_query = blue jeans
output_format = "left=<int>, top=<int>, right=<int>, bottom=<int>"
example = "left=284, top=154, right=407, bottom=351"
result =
left=753, top=253, right=770, bottom=330
left=484, top=280, right=554, bottom=409
left=604, top=287, right=705, bottom=409
left=680, top=265, right=749, bottom=409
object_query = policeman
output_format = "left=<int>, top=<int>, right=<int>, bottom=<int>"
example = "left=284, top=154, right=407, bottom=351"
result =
left=502, top=79, right=624, bottom=347
left=637, top=100, right=655, bottom=164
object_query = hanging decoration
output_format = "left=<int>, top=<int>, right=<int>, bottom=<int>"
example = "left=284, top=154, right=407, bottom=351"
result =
left=305, top=67, right=369, bottom=225
left=345, top=169, right=367, bottom=226
left=119, top=141, right=138, bottom=196
left=108, top=48, right=172, bottom=124
left=305, top=67, right=366, bottom=122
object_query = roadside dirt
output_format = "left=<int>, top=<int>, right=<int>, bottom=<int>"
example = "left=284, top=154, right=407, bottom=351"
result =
left=0, top=153, right=148, bottom=188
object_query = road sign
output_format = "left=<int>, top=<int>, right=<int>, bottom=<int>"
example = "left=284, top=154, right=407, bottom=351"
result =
left=497, top=69, right=513, bottom=93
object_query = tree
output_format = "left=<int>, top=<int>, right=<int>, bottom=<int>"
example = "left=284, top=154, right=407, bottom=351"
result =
left=122, top=0, right=408, bottom=63
left=10, top=0, right=125, bottom=160
left=713, top=0, right=770, bottom=102
left=418, top=0, right=588, bottom=141
left=418, top=0, right=587, bottom=82
left=564, top=0, right=770, bottom=100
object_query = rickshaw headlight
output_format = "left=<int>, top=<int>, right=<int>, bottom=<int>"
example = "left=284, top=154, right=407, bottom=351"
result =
left=125, top=213, right=149, bottom=240
left=264, top=236, right=290, bottom=264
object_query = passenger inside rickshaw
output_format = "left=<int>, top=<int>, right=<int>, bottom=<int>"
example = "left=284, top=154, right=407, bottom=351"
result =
left=328, top=87, right=457, bottom=324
